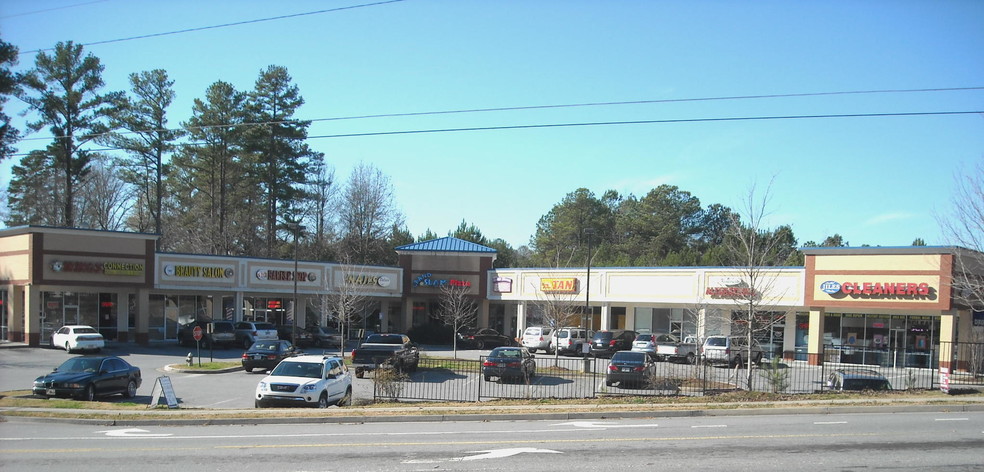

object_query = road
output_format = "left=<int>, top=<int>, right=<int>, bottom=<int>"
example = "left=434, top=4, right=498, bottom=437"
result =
left=2, top=411, right=982, bottom=471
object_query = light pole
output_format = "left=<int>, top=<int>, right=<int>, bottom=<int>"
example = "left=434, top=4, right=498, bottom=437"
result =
left=288, top=222, right=304, bottom=347
left=583, top=228, right=594, bottom=373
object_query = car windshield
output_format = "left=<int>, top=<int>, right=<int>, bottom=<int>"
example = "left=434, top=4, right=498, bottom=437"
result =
left=254, top=323, right=276, bottom=330
left=252, top=341, right=282, bottom=351
left=73, top=327, right=97, bottom=334
left=705, top=337, right=727, bottom=347
left=635, top=334, right=653, bottom=342
left=612, top=352, right=645, bottom=362
left=524, top=328, right=539, bottom=335
left=557, top=331, right=570, bottom=339
left=593, top=332, right=613, bottom=341
left=365, top=334, right=404, bottom=344
left=271, top=361, right=322, bottom=378
left=490, top=348, right=522, bottom=358
left=56, top=357, right=102, bottom=373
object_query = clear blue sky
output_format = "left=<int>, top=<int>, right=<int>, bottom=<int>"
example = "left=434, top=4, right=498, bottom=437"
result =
left=2, top=0, right=983, bottom=249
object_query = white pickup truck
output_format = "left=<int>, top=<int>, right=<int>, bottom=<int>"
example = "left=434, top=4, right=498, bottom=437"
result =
left=655, top=334, right=701, bottom=363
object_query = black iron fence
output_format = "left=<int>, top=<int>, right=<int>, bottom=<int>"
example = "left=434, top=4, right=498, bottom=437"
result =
left=371, top=344, right=984, bottom=402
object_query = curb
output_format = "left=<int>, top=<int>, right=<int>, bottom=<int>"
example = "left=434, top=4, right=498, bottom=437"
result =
left=162, top=364, right=243, bottom=374
left=4, top=401, right=984, bottom=427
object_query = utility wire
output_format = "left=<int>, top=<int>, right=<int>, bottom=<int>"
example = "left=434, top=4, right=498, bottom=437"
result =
left=9, top=110, right=982, bottom=158
left=13, top=86, right=984, bottom=144
left=18, top=0, right=407, bottom=55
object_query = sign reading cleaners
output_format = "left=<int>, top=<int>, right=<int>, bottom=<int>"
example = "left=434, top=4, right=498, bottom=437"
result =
left=819, top=280, right=934, bottom=299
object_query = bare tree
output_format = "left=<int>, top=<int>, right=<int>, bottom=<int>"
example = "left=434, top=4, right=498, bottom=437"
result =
left=77, top=155, right=132, bottom=230
left=435, top=282, right=478, bottom=359
left=939, top=157, right=984, bottom=311
left=337, top=162, right=404, bottom=265
left=526, top=275, right=585, bottom=363
left=315, top=260, right=370, bottom=357
left=723, top=179, right=797, bottom=389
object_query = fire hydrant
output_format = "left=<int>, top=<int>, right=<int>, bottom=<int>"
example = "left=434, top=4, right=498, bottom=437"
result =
left=186, top=352, right=193, bottom=366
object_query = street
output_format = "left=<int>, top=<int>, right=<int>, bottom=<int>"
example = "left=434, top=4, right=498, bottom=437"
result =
left=2, top=411, right=982, bottom=471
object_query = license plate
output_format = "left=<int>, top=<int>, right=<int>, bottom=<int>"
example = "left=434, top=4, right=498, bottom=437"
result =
left=254, top=355, right=263, bottom=360
left=497, top=363, right=506, bottom=367
left=46, top=388, right=55, bottom=395
left=621, top=367, right=631, bottom=372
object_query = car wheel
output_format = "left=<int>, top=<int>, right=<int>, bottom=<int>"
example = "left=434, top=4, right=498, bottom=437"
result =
left=82, top=385, right=95, bottom=402
left=484, top=375, right=491, bottom=382
left=686, top=352, right=696, bottom=364
left=124, top=380, right=137, bottom=398
left=732, top=355, right=743, bottom=367
left=605, top=380, right=614, bottom=387
left=64, top=342, right=72, bottom=353
left=336, top=387, right=352, bottom=407
left=528, top=348, right=536, bottom=353
left=318, top=392, right=329, bottom=409
left=244, top=366, right=253, bottom=373
left=753, top=353, right=763, bottom=366
left=243, top=338, right=252, bottom=349
left=355, top=368, right=364, bottom=379
left=477, top=341, right=486, bottom=350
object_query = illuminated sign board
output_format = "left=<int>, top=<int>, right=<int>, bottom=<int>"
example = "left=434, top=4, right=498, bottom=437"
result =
left=344, top=274, right=393, bottom=287
left=819, top=280, right=933, bottom=298
left=540, top=278, right=578, bottom=293
left=255, top=269, right=318, bottom=282
left=413, top=273, right=471, bottom=288
left=164, top=264, right=234, bottom=279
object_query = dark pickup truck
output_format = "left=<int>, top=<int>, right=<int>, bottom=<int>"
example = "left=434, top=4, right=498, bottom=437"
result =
left=350, top=333, right=420, bottom=378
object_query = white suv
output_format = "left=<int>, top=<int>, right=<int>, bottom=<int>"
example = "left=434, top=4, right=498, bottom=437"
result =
left=552, top=327, right=593, bottom=356
left=255, top=355, right=352, bottom=408
left=521, top=326, right=553, bottom=353
left=702, top=335, right=763, bottom=366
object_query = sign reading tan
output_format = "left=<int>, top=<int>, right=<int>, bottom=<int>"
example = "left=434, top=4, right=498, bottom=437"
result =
left=540, top=278, right=578, bottom=293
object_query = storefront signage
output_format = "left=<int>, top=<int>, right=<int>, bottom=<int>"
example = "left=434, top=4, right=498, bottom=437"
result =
left=344, top=274, right=392, bottom=287
left=973, top=311, right=984, bottom=327
left=493, top=277, right=513, bottom=293
left=413, top=273, right=471, bottom=288
left=164, top=264, right=233, bottom=279
left=819, top=280, right=932, bottom=298
left=255, top=269, right=318, bottom=282
left=51, top=260, right=144, bottom=276
left=540, top=278, right=577, bottom=293
left=705, top=287, right=755, bottom=298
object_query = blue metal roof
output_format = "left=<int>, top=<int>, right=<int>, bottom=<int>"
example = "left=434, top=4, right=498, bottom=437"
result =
left=396, top=237, right=497, bottom=253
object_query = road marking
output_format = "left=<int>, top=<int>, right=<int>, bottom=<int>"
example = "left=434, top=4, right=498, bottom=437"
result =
left=459, top=447, right=562, bottom=461
left=814, top=421, right=848, bottom=425
left=934, top=418, right=968, bottom=421
left=95, top=428, right=173, bottom=438
left=554, top=421, right=659, bottom=429
left=692, top=424, right=727, bottom=428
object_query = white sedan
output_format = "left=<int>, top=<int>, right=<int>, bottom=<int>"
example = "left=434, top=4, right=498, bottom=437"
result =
left=51, top=325, right=105, bottom=353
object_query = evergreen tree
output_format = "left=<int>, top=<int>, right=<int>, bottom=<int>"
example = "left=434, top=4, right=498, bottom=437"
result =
left=0, top=35, right=19, bottom=162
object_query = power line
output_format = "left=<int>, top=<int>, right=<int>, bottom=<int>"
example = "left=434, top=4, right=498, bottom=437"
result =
left=18, top=0, right=407, bottom=55
left=9, top=110, right=982, bottom=158
left=13, top=86, right=984, bottom=144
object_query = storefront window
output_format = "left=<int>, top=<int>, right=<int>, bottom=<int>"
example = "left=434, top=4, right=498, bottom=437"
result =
left=823, top=313, right=939, bottom=368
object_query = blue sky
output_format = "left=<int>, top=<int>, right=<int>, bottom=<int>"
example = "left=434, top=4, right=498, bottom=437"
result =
left=2, top=0, right=983, bottom=249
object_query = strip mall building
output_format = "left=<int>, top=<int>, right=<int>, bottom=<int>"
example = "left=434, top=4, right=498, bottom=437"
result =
left=2, top=226, right=982, bottom=371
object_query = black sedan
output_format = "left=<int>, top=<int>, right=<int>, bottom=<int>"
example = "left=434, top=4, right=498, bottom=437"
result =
left=242, top=340, right=300, bottom=372
left=605, top=350, right=656, bottom=388
left=32, top=356, right=142, bottom=401
left=482, top=347, right=536, bottom=382
left=459, top=328, right=515, bottom=350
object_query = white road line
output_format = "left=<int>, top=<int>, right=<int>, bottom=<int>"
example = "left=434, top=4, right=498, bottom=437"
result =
left=814, top=421, right=848, bottom=425
left=934, top=418, right=969, bottom=421
left=691, top=424, right=727, bottom=428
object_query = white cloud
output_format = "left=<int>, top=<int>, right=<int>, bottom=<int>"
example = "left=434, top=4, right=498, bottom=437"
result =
left=864, top=212, right=915, bottom=226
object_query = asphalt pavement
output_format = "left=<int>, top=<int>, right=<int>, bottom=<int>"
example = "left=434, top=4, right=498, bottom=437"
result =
left=3, top=339, right=984, bottom=427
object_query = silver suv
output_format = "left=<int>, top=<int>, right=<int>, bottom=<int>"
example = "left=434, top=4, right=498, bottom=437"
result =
left=521, top=326, right=553, bottom=353
left=552, top=327, right=593, bottom=356
left=701, top=335, right=763, bottom=366
left=234, top=321, right=279, bottom=349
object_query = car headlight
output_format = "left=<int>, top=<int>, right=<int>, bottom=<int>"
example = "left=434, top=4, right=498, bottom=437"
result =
left=301, top=383, right=318, bottom=393
left=258, top=382, right=268, bottom=392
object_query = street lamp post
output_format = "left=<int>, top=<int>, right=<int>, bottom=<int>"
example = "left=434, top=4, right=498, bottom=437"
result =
left=583, top=228, right=594, bottom=373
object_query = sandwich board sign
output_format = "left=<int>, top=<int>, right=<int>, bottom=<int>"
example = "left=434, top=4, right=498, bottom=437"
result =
left=149, top=376, right=179, bottom=408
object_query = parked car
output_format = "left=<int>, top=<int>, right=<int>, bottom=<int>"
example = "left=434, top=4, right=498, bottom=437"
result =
left=313, top=326, right=343, bottom=348
left=826, top=368, right=892, bottom=391
left=50, top=325, right=105, bottom=353
left=254, top=354, right=352, bottom=408
left=350, top=333, right=420, bottom=378
left=277, top=325, right=315, bottom=348
left=631, top=333, right=659, bottom=357
left=234, top=321, right=279, bottom=349
left=482, top=346, right=536, bottom=382
left=521, top=326, right=553, bottom=353
left=589, top=329, right=638, bottom=358
left=553, top=327, right=593, bottom=356
left=177, top=320, right=236, bottom=349
left=32, top=355, right=141, bottom=401
left=702, top=335, right=764, bottom=366
left=458, top=328, right=515, bottom=350
left=605, top=350, right=656, bottom=388
left=241, top=339, right=301, bottom=372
